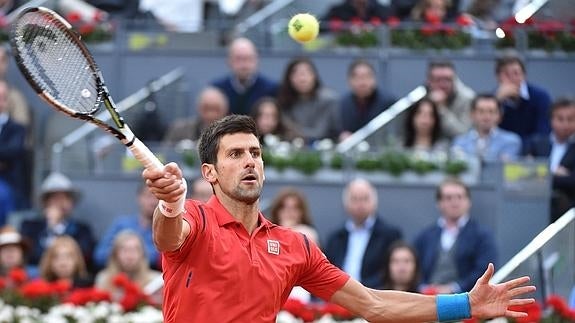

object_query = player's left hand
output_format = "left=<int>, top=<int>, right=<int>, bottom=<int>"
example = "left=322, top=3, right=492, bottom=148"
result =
left=143, top=162, right=186, bottom=203
left=469, top=263, right=536, bottom=319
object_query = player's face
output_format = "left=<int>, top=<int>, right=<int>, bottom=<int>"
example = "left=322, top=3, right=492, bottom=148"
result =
left=437, top=183, right=470, bottom=222
left=213, top=133, right=264, bottom=204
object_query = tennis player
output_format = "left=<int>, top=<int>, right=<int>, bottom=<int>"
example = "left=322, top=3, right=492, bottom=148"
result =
left=143, top=115, right=535, bottom=323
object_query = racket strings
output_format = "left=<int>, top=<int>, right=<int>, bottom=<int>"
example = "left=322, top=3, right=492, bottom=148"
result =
left=13, top=11, right=99, bottom=114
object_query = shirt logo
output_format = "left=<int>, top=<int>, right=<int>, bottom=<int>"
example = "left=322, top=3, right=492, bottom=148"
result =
left=267, top=240, right=280, bottom=255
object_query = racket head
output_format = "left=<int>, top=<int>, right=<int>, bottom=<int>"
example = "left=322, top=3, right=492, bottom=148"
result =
left=10, top=7, right=104, bottom=117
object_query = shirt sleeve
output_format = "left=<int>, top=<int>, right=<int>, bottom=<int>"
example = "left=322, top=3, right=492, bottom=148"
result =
left=297, top=237, right=350, bottom=301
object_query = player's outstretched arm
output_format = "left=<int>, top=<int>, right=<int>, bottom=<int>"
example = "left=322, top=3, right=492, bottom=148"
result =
left=143, top=162, right=190, bottom=252
left=330, top=263, right=535, bottom=323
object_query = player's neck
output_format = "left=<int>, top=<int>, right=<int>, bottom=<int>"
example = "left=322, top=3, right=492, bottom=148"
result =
left=218, top=193, right=260, bottom=234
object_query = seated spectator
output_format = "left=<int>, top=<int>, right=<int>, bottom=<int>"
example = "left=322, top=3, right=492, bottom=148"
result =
left=20, top=173, right=95, bottom=268
left=0, top=79, right=27, bottom=210
left=0, top=46, right=30, bottom=128
left=403, top=98, right=449, bottom=155
left=414, top=178, right=497, bottom=293
left=95, top=230, right=161, bottom=293
left=268, top=187, right=319, bottom=245
left=325, top=178, right=402, bottom=289
left=0, top=225, right=31, bottom=276
left=340, top=59, right=395, bottom=140
left=410, top=0, right=456, bottom=22
left=464, top=0, right=500, bottom=30
left=523, top=98, right=575, bottom=222
left=93, top=183, right=159, bottom=270
left=452, top=94, right=521, bottom=162
left=381, top=241, right=420, bottom=292
left=211, top=37, right=278, bottom=116
left=189, top=177, right=213, bottom=203
left=495, top=54, right=552, bottom=145
left=39, top=235, right=92, bottom=288
left=323, top=0, right=392, bottom=26
left=277, top=57, right=342, bottom=143
left=250, top=97, right=301, bottom=145
left=0, top=179, right=13, bottom=226
left=163, top=86, right=229, bottom=146
left=425, top=60, right=475, bottom=138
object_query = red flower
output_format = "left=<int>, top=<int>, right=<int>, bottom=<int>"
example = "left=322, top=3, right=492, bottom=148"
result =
left=320, top=302, right=353, bottom=319
left=93, top=10, right=106, bottom=23
left=0, top=277, right=6, bottom=290
left=64, top=288, right=111, bottom=305
left=51, top=279, right=72, bottom=294
left=282, top=299, right=315, bottom=322
left=329, top=18, right=344, bottom=32
left=350, top=17, right=364, bottom=27
left=66, top=11, right=82, bottom=24
left=456, top=15, right=474, bottom=27
left=420, top=286, right=438, bottom=295
left=424, top=12, right=442, bottom=25
left=421, top=24, right=438, bottom=36
left=387, top=16, right=401, bottom=28
left=546, top=294, right=570, bottom=316
left=508, top=301, right=542, bottom=323
left=369, top=17, right=382, bottom=27
left=113, top=273, right=130, bottom=288
left=19, top=279, right=53, bottom=298
left=443, top=26, right=457, bottom=36
left=79, top=23, right=96, bottom=36
left=8, top=268, right=27, bottom=285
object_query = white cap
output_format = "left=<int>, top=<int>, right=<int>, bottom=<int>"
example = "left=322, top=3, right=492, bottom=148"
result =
left=40, top=172, right=79, bottom=200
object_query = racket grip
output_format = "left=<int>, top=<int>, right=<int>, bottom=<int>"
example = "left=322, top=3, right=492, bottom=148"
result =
left=128, top=138, right=164, bottom=171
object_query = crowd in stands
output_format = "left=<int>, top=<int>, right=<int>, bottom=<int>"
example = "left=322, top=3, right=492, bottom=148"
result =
left=0, top=0, right=573, bottom=312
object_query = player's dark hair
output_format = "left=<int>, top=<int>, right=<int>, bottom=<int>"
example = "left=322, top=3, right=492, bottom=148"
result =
left=198, top=114, right=259, bottom=165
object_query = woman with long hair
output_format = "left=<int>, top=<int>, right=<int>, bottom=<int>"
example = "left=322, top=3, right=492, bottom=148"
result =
left=276, top=57, right=342, bottom=143
left=403, top=98, right=449, bottom=154
left=39, top=235, right=92, bottom=287
left=381, top=241, right=420, bottom=293
left=269, top=187, right=319, bottom=245
left=95, top=230, right=161, bottom=292
left=250, top=96, right=300, bottom=145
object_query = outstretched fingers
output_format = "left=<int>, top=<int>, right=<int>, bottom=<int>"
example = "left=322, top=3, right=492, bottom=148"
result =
left=508, top=298, right=535, bottom=307
left=477, top=263, right=495, bottom=284
left=506, top=308, right=530, bottom=318
left=508, top=285, right=537, bottom=298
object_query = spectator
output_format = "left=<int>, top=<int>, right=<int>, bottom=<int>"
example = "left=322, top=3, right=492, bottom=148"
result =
left=163, top=86, right=229, bottom=146
left=340, top=59, right=395, bottom=140
left=0, top=225, right=30, bottom=276
left=323, top=0, right=392, bottom=25
left=425, top=60, right=475, bottom=138
left=189, top=177, right=213, bottom=203
left=268, top=187, right=319, bottom=245
left=452, top=94, right=521, bottom=162
left=411, top=0, right=456, bottom=22
left=414, top=178, right=497, bottom=293
left=0, top=79, right=27, bottom=211
left=0, top=46, right=30, bottom=128
left=0, top=179, right=13, bottom=226
left=93, top=183, right=159, bottom=270
left=20, top=172, right=95, bottom=268
left=324, top=178, right=402, bottom=289
left=522, top=98, right=575, bottom=222
left=277, top=57, right=342, bottom=143
left=403, top=98, right=449, bottom=155
left=495, top=54, right=552, bottom=145
left=211, top=37, right=278, bottom=116
left=95, top=230, right=161, bottom=293
left=381, top=241, right=420, bottom=292
left=250, top=97, right=301, bottom=145
left=39, top=235, right=92, bottom=287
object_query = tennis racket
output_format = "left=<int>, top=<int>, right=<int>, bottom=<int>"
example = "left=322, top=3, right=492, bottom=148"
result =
left=10, top=6, right=163, bottom=171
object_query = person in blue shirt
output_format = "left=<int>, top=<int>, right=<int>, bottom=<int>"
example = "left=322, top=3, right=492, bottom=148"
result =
left=93, top=183, right=159, bottom=270
left=452, top=94, right=521, bottom=162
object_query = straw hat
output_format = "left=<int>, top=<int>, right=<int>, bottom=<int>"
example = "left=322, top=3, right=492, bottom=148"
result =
left=39, top=172, right=80, bottom=201
left=0, top=226, right=29, bottom=251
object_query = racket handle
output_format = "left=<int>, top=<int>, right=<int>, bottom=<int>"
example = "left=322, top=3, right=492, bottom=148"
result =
left=128, top=138, right=164, bottom=170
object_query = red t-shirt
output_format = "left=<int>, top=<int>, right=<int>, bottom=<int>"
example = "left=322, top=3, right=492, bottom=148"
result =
left=160, top=196, right=350, bottom=323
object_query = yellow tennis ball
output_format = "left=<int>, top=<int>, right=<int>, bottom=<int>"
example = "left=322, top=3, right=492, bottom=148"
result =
left=288, top=13, right=319, bottom=43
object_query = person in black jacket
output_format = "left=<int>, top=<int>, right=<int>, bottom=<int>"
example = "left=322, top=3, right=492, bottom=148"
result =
left=20, top=173, right=95, bottom=271
left=324, top=178, right=403, bottom=289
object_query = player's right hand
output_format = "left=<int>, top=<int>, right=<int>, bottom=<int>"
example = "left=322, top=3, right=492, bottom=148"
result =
left=143, top=162, right=186, bottom=203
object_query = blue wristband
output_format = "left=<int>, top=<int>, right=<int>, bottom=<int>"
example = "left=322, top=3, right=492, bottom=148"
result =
left=436, top=293, right=471, bottom=322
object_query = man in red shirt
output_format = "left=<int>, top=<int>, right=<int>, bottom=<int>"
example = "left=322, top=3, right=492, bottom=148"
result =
left=143, top=115, right=535, bottom=323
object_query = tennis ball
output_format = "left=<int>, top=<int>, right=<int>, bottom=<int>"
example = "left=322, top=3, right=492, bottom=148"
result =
left=288, top=13, right=319, bottom=43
